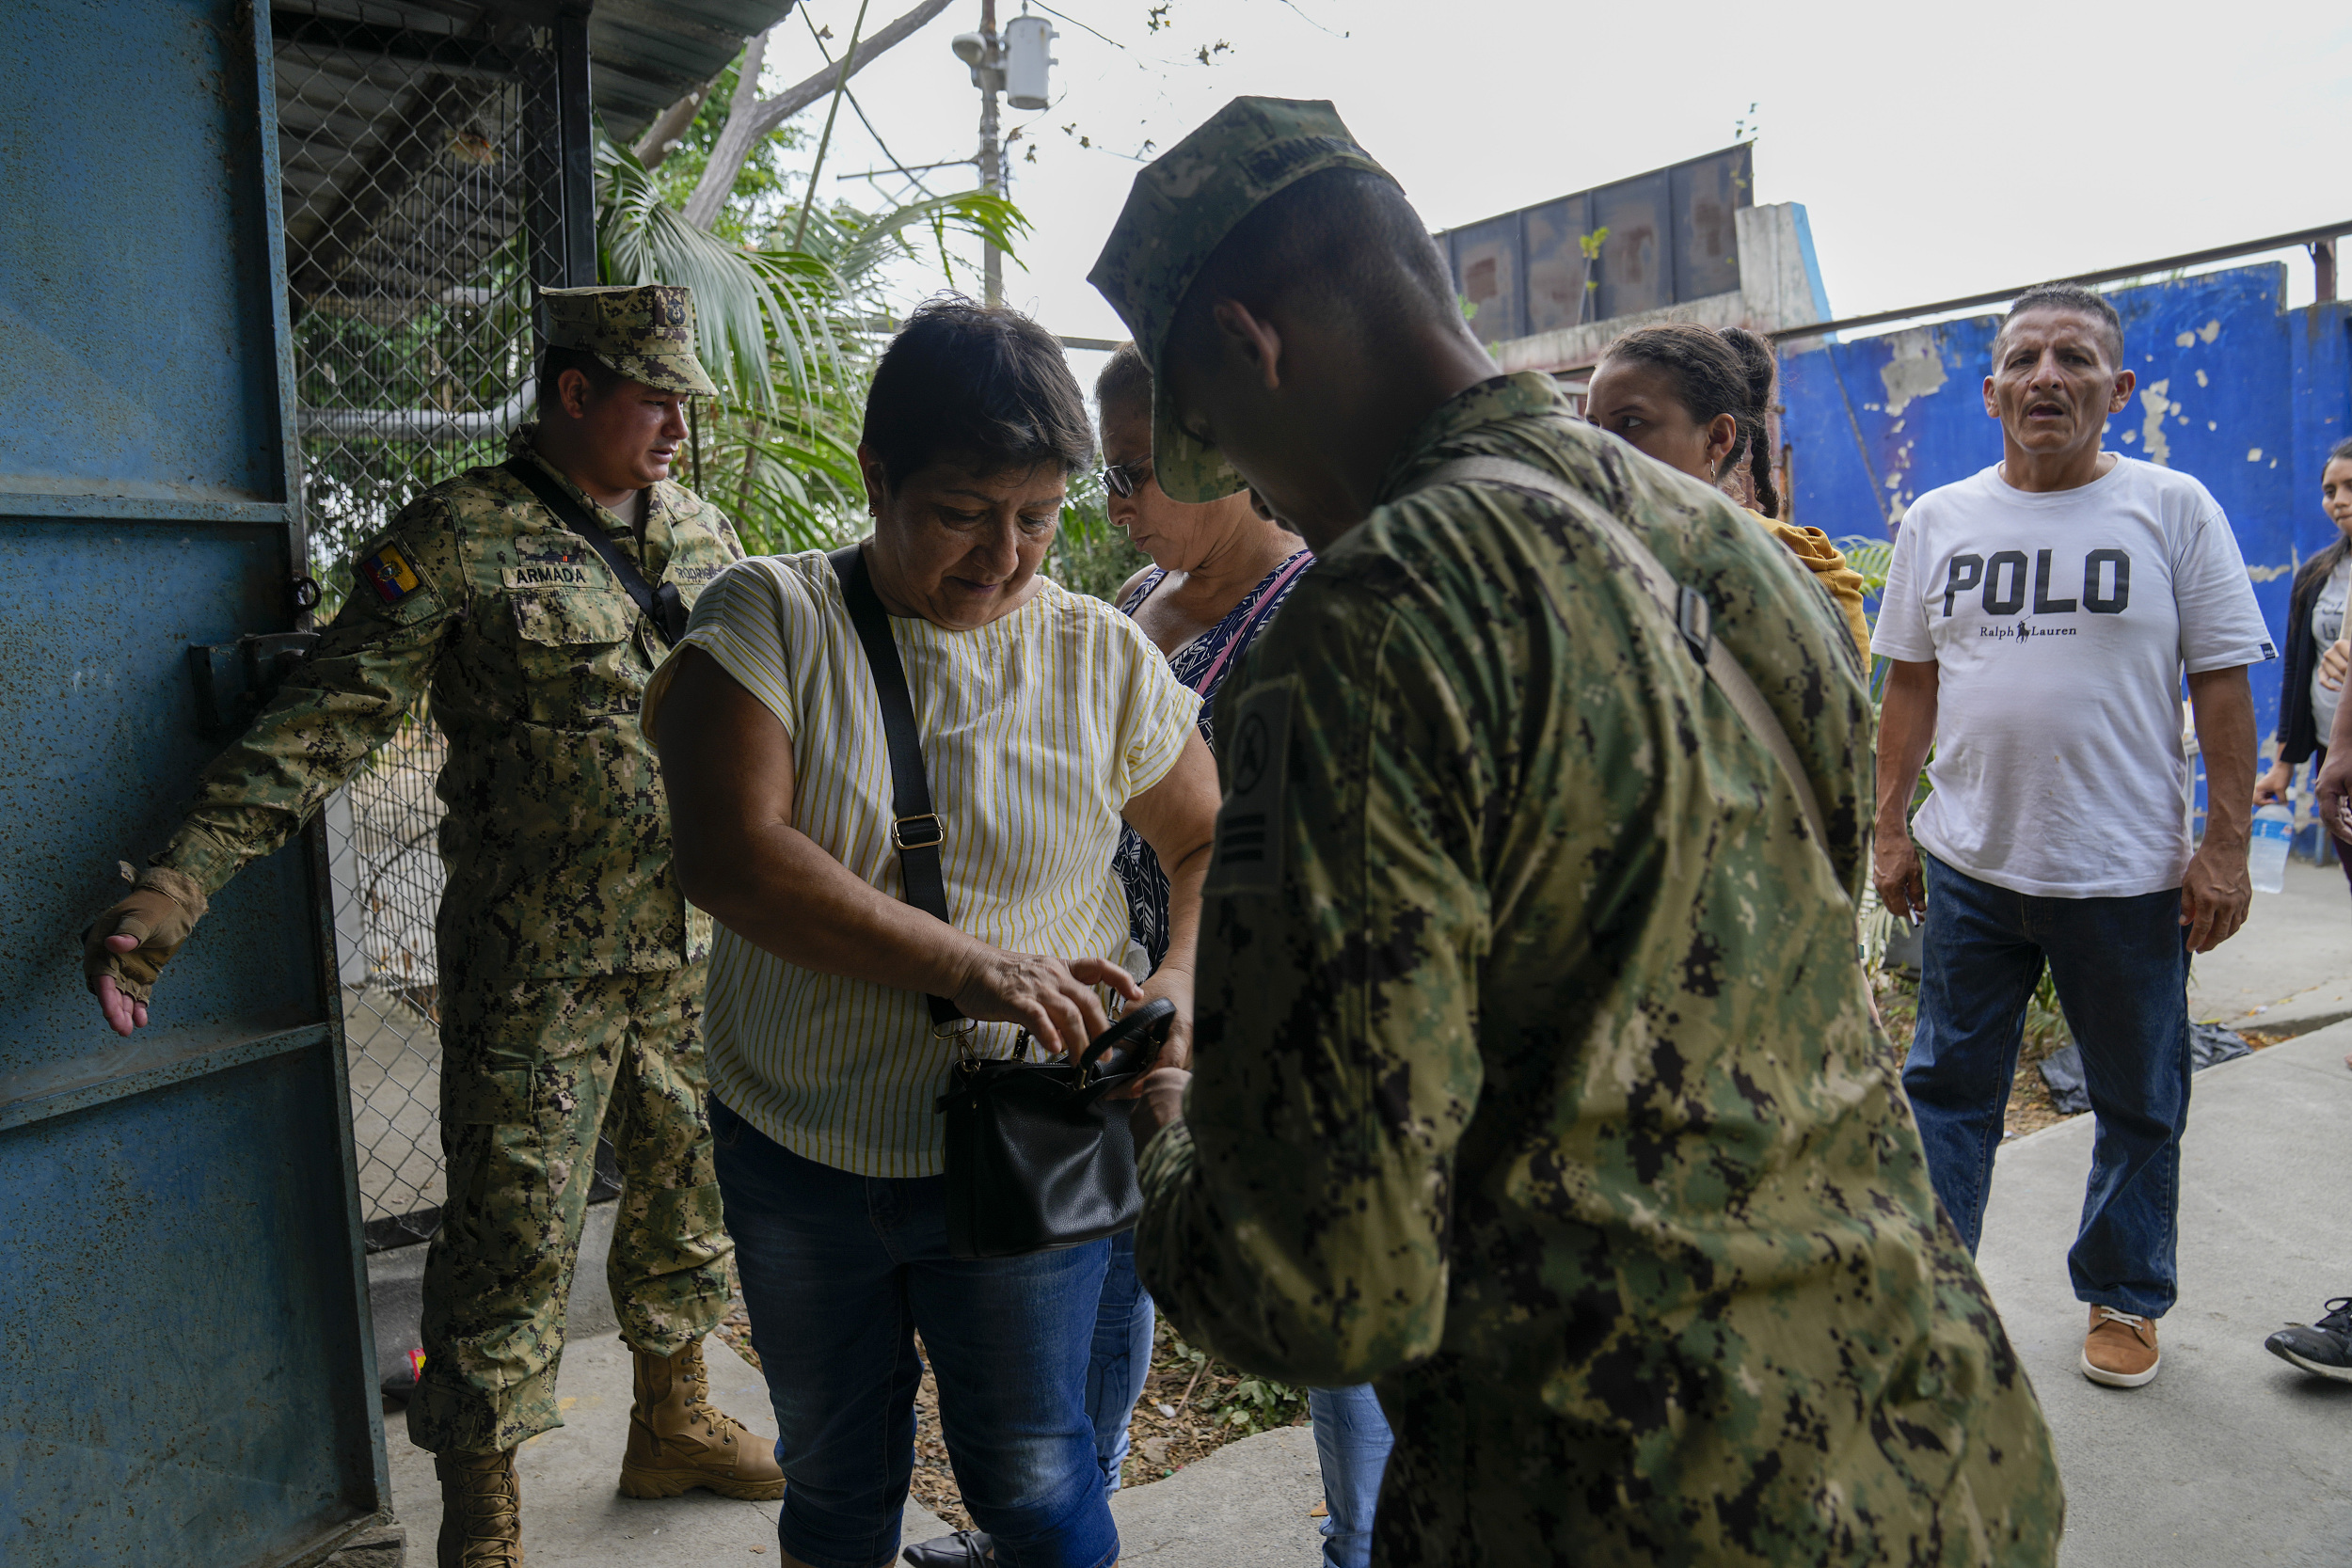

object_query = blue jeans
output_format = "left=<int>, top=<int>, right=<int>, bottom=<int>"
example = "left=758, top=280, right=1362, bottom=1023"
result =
left=709, top=1099, right=1119, bottom=1568
left=1084, top=1228, right=1154, bottom=1496
left=1902, top=850, right=2192, bottom=1318
left=1309, top=1385, right=1393, bottom=1568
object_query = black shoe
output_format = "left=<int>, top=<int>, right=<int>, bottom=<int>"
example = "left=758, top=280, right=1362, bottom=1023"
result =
left=2265, top=1296, right=2352, bottom=1380
left=902, top=1531, right=993, bottom=1567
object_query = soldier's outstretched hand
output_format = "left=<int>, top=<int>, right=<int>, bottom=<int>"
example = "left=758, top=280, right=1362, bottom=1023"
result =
left=82, top=865, right=210, bottom=1037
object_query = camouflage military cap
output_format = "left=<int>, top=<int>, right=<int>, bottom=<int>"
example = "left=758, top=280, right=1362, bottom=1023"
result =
left=1087, top=97, right=1394, bottom=502
left=540, top=284, right=719, bottom=397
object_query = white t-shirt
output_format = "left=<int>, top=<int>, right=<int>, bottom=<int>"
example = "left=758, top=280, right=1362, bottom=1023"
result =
left=2312, top=558, right=2349, bottom=740
left=643, top=552, right=1200, bottom=1177
left=1876, top=456, right=2275, bottom=898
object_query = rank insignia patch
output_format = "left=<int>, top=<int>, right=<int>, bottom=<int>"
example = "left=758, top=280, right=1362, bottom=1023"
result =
left=359, top=543, right=423, bottom=605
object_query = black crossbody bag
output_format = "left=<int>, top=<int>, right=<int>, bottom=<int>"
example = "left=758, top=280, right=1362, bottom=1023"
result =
left=825, top=544, right=1173, bottom=1259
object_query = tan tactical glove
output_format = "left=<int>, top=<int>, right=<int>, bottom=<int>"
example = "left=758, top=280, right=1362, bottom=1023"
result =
left=83, top=863, right=210, bottom=1004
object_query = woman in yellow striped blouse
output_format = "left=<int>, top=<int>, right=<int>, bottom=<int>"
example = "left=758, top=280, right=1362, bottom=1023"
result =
left=647, top=299, right=1219, bottom=1568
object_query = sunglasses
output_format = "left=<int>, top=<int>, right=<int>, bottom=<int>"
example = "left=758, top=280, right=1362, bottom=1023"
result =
left=1101, top=459, right=1152, bottom=499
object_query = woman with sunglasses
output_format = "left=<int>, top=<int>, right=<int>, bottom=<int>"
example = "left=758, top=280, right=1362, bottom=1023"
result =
left=1102, top=346, right=1393, bottom=1567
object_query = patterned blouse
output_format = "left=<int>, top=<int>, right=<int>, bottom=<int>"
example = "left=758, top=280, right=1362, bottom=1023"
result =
left=1112, top=548, right=1314, bottom=969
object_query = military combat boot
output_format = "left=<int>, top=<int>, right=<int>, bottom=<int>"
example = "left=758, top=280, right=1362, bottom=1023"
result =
left=434, top=1449, right=522, bottom=1568
left=617, top=1338, right=787, bottom=1501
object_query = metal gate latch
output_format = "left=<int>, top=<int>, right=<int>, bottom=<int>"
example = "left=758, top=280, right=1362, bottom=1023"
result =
left=187, top=631, right=322, bottom=737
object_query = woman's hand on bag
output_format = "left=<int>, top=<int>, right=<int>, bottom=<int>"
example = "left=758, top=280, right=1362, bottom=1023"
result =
left=2323, top=638, right=2351, bottom=692
left=947, top=947, right=1141, bottom=1057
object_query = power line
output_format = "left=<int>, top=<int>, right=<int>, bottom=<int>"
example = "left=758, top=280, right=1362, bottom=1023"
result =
left=801, top=4, right=940, bottom=201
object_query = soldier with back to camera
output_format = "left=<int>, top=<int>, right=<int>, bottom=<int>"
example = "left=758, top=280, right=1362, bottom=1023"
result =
left=81, top=285, right=781, bottom=1568
left=1097, top=97, right=2066, bottom=1566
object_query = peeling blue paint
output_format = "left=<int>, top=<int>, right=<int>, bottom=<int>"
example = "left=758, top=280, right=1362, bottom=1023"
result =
left=1783, top=264, right=2352, bottom=841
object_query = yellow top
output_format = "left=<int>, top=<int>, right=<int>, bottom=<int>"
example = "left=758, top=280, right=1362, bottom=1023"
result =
left=1750, top=510, right=1872, bottom=661
left=644, top=550, right=1200, bottom=1178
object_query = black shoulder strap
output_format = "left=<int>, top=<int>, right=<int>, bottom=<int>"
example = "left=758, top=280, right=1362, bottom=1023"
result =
left=827, top=544, right=964, bottom=1029
left=501, top=456, right=688, bottom=645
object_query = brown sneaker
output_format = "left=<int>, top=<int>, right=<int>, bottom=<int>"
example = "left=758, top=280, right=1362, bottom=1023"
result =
left=617, top=1338, right=787, bottom=1501
left=435, top=1449, right=522, bottom=1568
left=2081, top=1304, right=2161, bottom=1387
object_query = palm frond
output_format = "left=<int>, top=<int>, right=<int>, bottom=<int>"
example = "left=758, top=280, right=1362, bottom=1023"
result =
left=1835, top=535, right=1895, bottom=596
left=597, top=136, right=850, bottom=410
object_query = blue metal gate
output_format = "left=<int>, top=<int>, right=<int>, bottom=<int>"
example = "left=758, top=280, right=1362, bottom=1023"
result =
left=0, top=2, right=389, bottom=1562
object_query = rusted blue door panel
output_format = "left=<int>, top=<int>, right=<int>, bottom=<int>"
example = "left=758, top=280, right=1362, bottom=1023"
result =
left=0, top=522, right=319, bottom=1072
left=0, top=0, right=291, bottom=503
left=0, top=3, right=388, bottom=1564
left=0, top=1049, right=374, bottom=1563
left=1783, top=266, right=2352, bottom=752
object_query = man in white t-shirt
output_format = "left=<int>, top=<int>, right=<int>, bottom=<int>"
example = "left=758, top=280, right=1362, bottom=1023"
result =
left=1874, top=283, right=2272, bottom=1392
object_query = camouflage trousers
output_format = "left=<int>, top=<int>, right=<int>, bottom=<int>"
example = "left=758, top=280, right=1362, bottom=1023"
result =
left=406, top=961, right=732, bottom=1455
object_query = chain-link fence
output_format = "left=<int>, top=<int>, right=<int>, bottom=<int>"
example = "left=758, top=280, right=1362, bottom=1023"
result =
left=275, top=3, right=582, bottom=1248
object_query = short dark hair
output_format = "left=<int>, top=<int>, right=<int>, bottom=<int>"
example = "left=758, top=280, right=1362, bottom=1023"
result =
left=1599, top=322, right=1784, bottom=519
left=1166, top=167, right=1460, bottom=372
left=537, top=346, right=627, bottom=412
left=1998, top=282, right=2125, bottom=366
left=2301, top=435, right=2352, bottom=592
left=1095, top=341, right=1153, bottom=426
left=862, top=295, right=1093, bottom=489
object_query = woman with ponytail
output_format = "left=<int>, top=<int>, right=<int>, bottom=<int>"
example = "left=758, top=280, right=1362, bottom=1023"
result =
left=1586, top=322, right=1872, bottom=658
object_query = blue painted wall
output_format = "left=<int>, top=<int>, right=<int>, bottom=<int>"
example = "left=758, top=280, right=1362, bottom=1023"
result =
left=1781, top=266, right=2352, bottom=816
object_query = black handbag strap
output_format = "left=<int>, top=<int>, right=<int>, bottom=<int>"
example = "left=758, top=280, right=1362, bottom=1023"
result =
left=827, top=544, right=965, bottom=1030
left=501, top=456, right=689, bottom=644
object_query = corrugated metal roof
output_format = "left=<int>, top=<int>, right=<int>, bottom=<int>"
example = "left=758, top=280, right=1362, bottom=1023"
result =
left=584, top=0, right=799, bottom=142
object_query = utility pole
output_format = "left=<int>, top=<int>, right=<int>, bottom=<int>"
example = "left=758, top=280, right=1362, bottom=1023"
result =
left=953, top=4, right=1005, bottom=305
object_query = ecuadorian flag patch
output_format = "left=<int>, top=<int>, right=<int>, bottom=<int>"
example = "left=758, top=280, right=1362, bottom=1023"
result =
left=359, top=543, right=423, bottom=605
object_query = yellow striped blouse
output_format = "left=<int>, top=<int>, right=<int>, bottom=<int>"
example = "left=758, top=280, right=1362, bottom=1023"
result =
left=645, top=549, right=1200, bottom=1178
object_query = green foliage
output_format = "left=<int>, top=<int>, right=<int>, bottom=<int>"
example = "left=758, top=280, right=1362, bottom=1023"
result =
left=1213, top=1374, right=1308, bottom=1432
left=1044, top=468, right=1150, bottom=601
left=2023, top=962, right=2073, bottom=1058
left=595, top=77, right=1030, bottom=553
left=644, top=60, right=806, bottom=243
left=1834, top=534, right=1894, bottom=596
left=1166, top=1337, right=1309, bottom=1435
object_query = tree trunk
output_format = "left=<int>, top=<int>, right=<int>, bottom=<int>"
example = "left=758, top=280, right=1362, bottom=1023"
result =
left=679, top=0, right=953, bottom=233
left=632, top=77, right=718, bottom=172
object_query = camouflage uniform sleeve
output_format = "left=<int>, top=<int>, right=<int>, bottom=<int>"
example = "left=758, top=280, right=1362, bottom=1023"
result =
left=157, top=504, right=464, bottom=893
left=1135, top=580, right=1492, bottom=1386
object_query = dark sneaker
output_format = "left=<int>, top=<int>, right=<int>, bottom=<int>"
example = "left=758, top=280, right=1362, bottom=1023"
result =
left=903, top=1531, right=993, bottom=1566
left=2081, top=1305, right=2161, bottom=1387
left=2265, top=1296, right=2352, bottom=1381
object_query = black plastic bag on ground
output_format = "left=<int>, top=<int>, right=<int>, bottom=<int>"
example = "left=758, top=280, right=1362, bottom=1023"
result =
left=2040, top=1045, right=2091, bottom=1116
left=2038, top=1024, right=2252, bottom=1118
left=2190, top=1021, right=2253, bottom=1070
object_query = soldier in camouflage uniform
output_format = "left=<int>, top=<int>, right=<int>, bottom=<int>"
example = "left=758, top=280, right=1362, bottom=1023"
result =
left=1092, top=100, right=2066, bottom=1565
left=81, top=285, right=784, bottom=1566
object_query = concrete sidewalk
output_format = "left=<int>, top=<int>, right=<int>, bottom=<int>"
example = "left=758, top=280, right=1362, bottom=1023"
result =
left=2188, top=856, right=2352, bottom=1031
left=374, top=1338, right=1321, bottom=1566
left=368, top=1224, right=1324, bottom=1566
left=1974, top=1019, right=2352, bottom=1568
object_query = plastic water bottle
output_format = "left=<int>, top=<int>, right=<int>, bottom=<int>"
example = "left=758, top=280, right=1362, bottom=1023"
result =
left=2249, top=802, right=2293, bottom=894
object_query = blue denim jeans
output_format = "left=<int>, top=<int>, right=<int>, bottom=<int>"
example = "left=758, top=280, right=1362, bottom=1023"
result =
left=1309, top=1385, right=1393, bottom=1568
left=1084, top=1228, right=1154, bottom=1496
left=709, top=1099, right=1118, bottom=1568
left=1902, top=850, right=2192, bottom=1318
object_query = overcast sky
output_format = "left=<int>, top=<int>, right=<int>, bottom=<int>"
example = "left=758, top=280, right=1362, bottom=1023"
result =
left=755, top=0, right=2350, bottom=362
